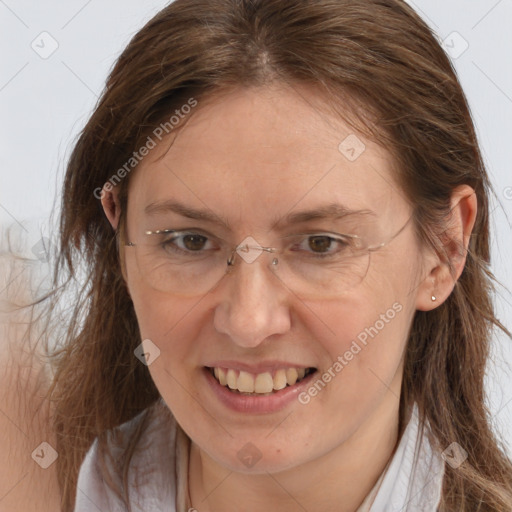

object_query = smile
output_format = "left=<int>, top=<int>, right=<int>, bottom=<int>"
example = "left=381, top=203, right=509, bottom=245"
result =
left=208, top=366, right=316, bottom=395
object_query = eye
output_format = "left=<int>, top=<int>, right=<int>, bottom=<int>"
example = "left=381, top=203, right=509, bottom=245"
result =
left=289, top=233, right=352, bottom=256
left=307, top=235, right=338, bottom=253
left=160, top=231, right=217, bottom=254
left=176, top=233, right=209, bottom=251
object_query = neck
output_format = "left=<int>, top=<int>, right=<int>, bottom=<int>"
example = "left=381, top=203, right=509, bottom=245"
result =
left=188, top=391, right=403, bottom=512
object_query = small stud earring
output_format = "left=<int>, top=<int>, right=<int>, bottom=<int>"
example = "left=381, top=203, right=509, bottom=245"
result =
left=431, top=295, right=437, bottom=302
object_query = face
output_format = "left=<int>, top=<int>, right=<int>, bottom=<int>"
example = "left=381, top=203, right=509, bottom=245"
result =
left=122, top=84, right=428, bottom=474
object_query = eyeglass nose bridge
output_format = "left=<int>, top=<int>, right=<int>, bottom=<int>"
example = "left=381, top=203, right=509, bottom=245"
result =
left=227, top=241, right=279, bottom=267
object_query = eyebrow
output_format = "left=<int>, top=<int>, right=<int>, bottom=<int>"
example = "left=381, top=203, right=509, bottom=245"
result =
left=144, top=200, right=376, bottom=230
left=145, top=200, right=232, bottom=229
left=274, top=203, right=376, bottom=229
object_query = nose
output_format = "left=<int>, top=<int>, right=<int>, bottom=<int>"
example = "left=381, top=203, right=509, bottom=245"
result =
left=213, top=251, right=291, bottom=348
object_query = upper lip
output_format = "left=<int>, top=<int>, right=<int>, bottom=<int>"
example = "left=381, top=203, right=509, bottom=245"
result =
left=204, top=360, right=316, bottom=374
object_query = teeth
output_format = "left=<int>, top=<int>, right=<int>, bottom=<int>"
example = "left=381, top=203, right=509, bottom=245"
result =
left=218, top=367, right=227, bottom=386
left=286, top=368, right=298, bottom=386
left=273, top=369, right=287, bottom=390
left=227, top=369, right=237, bottom=389
left=211, top=366, right=312, bottom=394
left=238, top=371, right=255, bottom=392
left=254, top=372, right=274, bottom=393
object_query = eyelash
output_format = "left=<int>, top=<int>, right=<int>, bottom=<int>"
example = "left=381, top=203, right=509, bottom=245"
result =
left=162, top=232, right=217, bottom=255
left=158, top=231, right=353, bottom=258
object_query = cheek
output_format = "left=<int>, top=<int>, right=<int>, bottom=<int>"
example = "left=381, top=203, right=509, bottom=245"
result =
left=125, top=255, right=204, bottom=378
left=297, top=252, right=418, bottom=416
left=128, top=283, right=207, bottom=420
left=303, top=295, right=409, bottom=390
left=286, top=307, right=407, bottom=463
left=130, top=286, right=203, bottom=359
left=125, top=254, right=189, bottom=337
left=305, top=258, right=415, bottom=364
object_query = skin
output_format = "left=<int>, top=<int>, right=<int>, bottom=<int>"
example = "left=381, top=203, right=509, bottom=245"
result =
left=102, top=83, right=476, bottom=512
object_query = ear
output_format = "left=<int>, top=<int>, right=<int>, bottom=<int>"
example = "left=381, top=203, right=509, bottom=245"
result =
left=100, top=184, right=121, bottom=230
left=416, top=184, right=477, bottom=311
left=99, top=183, right=132, bottom=288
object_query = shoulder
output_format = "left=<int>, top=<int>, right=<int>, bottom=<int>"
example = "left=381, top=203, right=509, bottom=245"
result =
left=74, top=399, right=180, bottom=512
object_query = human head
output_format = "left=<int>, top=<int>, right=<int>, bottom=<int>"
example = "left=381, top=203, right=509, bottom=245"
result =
left=98, top=80, right=473, bottom=472
left=53, top=1, right=512, bottom=510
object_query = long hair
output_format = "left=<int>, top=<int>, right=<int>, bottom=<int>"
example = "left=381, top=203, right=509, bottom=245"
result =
left=45, top=0, right=512, bottom=510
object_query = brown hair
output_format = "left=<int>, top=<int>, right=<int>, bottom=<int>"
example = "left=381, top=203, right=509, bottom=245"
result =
left=45, top=0, right=512, bottom=510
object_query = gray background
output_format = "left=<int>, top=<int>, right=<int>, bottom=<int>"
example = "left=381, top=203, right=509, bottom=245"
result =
left=1, top=0, right=511, bottom=452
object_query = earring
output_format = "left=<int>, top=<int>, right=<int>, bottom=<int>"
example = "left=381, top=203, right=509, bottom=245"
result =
left=431, top=295, right=437, bottom=302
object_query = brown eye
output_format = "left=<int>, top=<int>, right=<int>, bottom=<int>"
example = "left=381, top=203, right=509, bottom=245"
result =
left=308, top=236, right=334, bottom=253
left=182, top=234, right=208, bottom=251
left=160, top=232, right=215, bottom=255
left=289, top=233, right=353, bottom=258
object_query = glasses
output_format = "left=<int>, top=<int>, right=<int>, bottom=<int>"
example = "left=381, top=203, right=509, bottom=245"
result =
left=124, top=216, right=412, bottom=298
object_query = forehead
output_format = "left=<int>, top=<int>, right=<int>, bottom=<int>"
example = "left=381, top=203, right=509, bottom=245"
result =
left=128, top=85, right=410, bottom=229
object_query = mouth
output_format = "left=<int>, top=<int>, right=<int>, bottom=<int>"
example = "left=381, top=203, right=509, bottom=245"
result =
left=206, top=366, right=317, bottom=396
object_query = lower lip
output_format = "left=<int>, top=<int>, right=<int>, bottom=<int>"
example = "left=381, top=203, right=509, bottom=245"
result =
left=202, top=367, right=318, bottom=414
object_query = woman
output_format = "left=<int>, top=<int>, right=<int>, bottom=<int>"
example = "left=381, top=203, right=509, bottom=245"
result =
left=12, top=0, right=512, bottom=510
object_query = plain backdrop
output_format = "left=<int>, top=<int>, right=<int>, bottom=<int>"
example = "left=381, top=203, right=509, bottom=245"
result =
left=1, top=0, right=511, bottom=453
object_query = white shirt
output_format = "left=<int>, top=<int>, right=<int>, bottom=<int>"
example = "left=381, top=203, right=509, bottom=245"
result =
left=74, top=399, right=444, bottom=512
